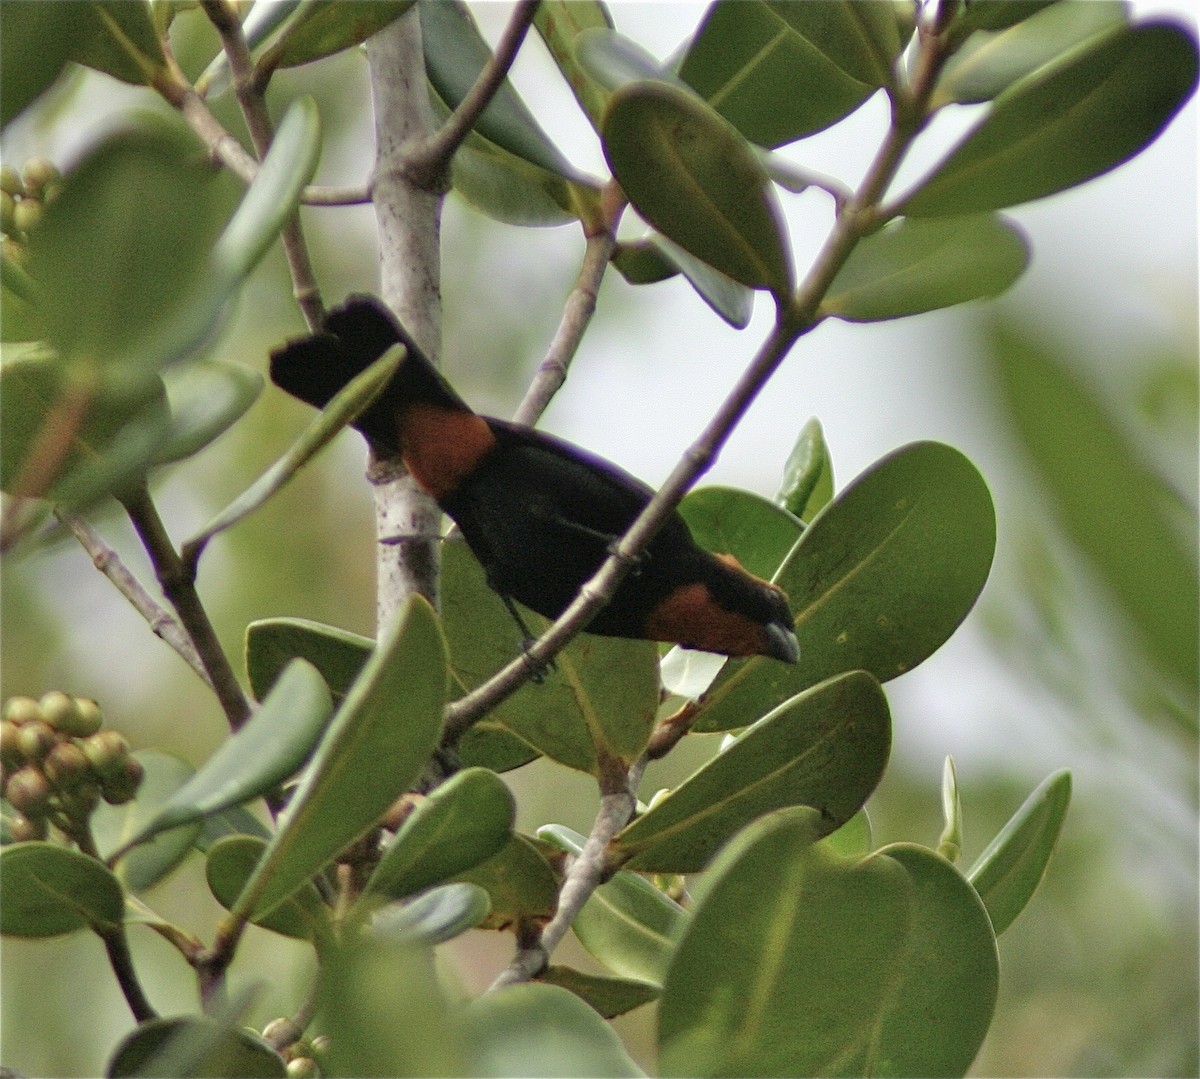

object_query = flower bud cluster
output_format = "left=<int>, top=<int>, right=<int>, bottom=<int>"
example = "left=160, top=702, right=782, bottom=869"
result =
left=2, top=692, right=143, bottom=841
left=1, top=157, right=61, bottom=267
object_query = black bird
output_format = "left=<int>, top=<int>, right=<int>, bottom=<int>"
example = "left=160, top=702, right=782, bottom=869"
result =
left=269, top=296, right=799, bottom=663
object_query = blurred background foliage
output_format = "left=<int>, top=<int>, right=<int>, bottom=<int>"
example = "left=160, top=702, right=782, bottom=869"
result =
left=1, top=4, right=1196, bottom=1076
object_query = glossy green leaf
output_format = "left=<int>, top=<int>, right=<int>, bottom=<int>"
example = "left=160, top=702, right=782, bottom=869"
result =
left=234, top=596, right=446, bottom=921
left=574, top=27, right=683, bottom=93
left=205, top=835, right=328, bottom=942
left=988, top=320, right=1198, bottom=712
left=658, top=807, right=914, bottom=1077
left=318, top=938, right=466, bottom=1077
left=26, top=119, right=226, bottom=373
left=0, top=841, right=124, bottom=937
left=540, top=965, right=659, bottom=1019
left=613, top=671, right=890, bottom=873
left=366, top=882, right=491, bottom=946
left=695, top=441, right=996, bottom=732
left=453, top=833, right=559, bottom=930
left=421, top=0, right=586, bottom=185
left=449, top=135, right=580, bottom=227
left=0, top=352, right=171, bottom=505
left=441, top=539, right=657, bottom=776
left=72, top=1, right=166, bottom=85
left=195, top=0, right=304, bottom=96
left=109, top=661, right=332, bottom=856
left=533, top=0, right=615, bottom=126
left=91, top=750, right=201, bottom=892
left=464, top=983, right=642, bottom=1078
left=903, top=21, right=1199, bottom=216
left=820, top=806, right=873, bottom=859
left=677, top=1, right=876, bottom=147
left=366, top=767, right=515, bottom=900
left=541, top=823, right=686, bottom=985
left=647, top=234, right=756, bottom=329
left=184, top=345, right=404, bottom=559
left=936, top=1, right=1129, bottom=105
left=106, top=1016, right=286, bottom=1079
left=0, top=2, right=92, bottom=127
left=822, top=213, right=1030, bottom=321
left=263, top=1, right=413, bottom=69
left=939, top=755, right=964, bottom=862
left=679, top=485, right=803, bottom=582
left=848, top=844, right=999, bottom=1077
left=968, top=769, right=1071, bottom=935
left=211, top=96, right=322, bottom=287
left=762, top=0, right=902, bottom=87
left=951, top=0, right=1061, bottom=38
left=245, top=617, right=372, bottom=714
left=155, top=359, right=263, bottom=466
left=602, top=80, right=793, bottom=297
left=195, top=804, right=272, bottom=851
left=775, top=417, right=834, bottom=522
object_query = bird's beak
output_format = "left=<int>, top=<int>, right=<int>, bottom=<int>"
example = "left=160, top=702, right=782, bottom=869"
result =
left=764, top=622, right=800, bottom=664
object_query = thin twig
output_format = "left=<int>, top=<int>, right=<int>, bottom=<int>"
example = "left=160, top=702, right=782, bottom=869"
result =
left=406, top=0, right=540, bottom=184
left=120, top=485, right=252, bottom=733
left=302, top=183, right=373, bottom=206
left=55, top=509, right=214, bottom=689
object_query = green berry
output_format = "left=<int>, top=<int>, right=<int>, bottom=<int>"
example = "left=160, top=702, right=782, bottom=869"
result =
left=16, top=720, right=57, bottom=762
left=60, top=779, right=101, bottom=819
left=1, top=721, right=24, bottom=773
left=2, top=237, right=27, bottom=267
left=1, top=191, right=15, bottom=236
left=0, top=165, right=22, bottom=198
left=71, top=697, right=103, bottom=737
left=44, top=741, right=90, bottom=790
left=3, top=696, right=43, bottom=725
left=12, top=196, right=42, bottom=235
left=38, top=690, right=78, bottom=731
left=8, top=811, right=49, bottom=843
left=101, top=755, right=144, bottom=805
left=6, top=766, right=53, bottom=818
left=21, top=157, right=60, bottom=197
left=81, top=729, right=130, bottom=779
left=286, top=1058, right=318, bottom=1078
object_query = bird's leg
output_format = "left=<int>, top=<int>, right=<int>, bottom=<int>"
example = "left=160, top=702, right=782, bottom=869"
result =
left=498, top=592, right=555, bottom=683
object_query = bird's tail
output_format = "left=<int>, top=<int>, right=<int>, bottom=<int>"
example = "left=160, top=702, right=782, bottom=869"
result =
left=269, top=294, right=471, bottom=453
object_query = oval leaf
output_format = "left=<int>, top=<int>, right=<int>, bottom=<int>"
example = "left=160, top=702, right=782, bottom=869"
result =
left=0, top=841, right=124, bottom=937
left=154, top=359, right=263, bottom=466
left=234, top=596, right=446, bottom=921
left=106, top=1016, right=286, bottom=1079
left=366, top=767, right=516, bottom=900
left=822, top=213, right=1030, bottom=321
left=111, top=661, right=332, bottom=856
left=602, top=80, right=793, bottom=296
left=612, top=670, right=891, bottom=873
left=533, top=1, right=615, bottom=127
left=540, top=965, right=660, bottom=1019
left=246, top=617, right=373, bottom=705
left=679, top=485, right=803, bottom=582
left=452, top=833, right=559, bottom=931
left=367, top=881, right=491, bottom=946
left=968, top=769, right=1071, bottom=935
left=775, top=416, right=834, bottom=522
left=903, top=21, right=1199, bottom=216
left=695, top=441, right=996, bottom=732
left=205, top=835, right=328, bottom=942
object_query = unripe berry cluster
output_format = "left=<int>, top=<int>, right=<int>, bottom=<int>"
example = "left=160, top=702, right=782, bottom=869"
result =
left=1, top=157, right=61, bottom=267
left=2, top=692, right=143, bottom=842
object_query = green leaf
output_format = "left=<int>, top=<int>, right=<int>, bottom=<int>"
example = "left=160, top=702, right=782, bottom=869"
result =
left=647, top=234, right=756, bottom=329
left=612, top=671, right=890, bottom=873
left=602, top=80, right=793, bottom=297
left=196, top=0, right=304, bottom=96
left=110, top=661, right=332, bottom=856
left=951, top=0, right=1061, bottom=38
left=533, top=0, right=615, bottom=127
left=968, top=769, right=1071, bottom=935
left=677, top=1, right=877, bottom=147
left=366, top=881, right=491, bottom=946
left=26, top=118, right=226, bottom=374
left=847, top=844, right=999, bottom=1077
left=155, top=359, right=263, bottom=466
left=0, top=841, right=124, bottom=937
left=421, top=0, right=587, bottom=185
left=185, top=345, right=404, bottom=557
left=233, top=596, right=446, bottom=921
left=902, top=21, right=1199, bottom=215
left=820, top=806, right=873, bottom=859
left=72, top=1, right=166, bottom=86
left=762, top=0, right=902, bottom=87
left=0, top=351, right=171, bottom=505
left=453, top=834, right=559, bottom=930
left=0, top=2, right=93, bottom=127
left=821, top=213, right=1030, bottom=321
left=987, top=319, right=1199, bottom=713
left=205, top=834, right=328, bottom=942
left=91, top=750, right=202, bottom=892
left=540, top=965, right=660, bottom=1019
left=263, top=1, right=414, bottom=69
left=464, top=983, right=643, bottom=1078
left=939, top=755, right=964, bottom=862
left=366, top=767, right=515, bottom=900
left=658, top=807, right=914, bottom=1078
left=211, top=96, right=322, bottom=287
left=695, top=441, right=996, bottom=732
left=679, top=485, right=803, bottom=582
left=936, top=1, right=1130, bottom=105
left=775, top=417, right=834, bottom=522
left=574, top=26, right=682, bottom=94
left=106, top=1016, right=286, bottom=1079
left=246, top=617, right=373, bottom=705
left=317, top=938, right=466, bottom=1077
left=441, top=539, right=658, bottom=776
